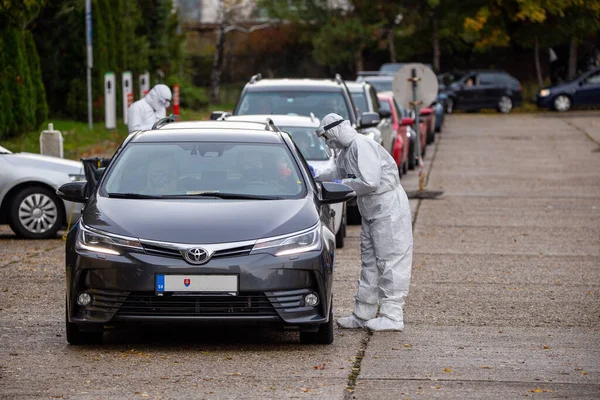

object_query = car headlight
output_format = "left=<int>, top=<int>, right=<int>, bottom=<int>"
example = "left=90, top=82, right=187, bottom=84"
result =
left=69, top=174, right=86, bottom=182
left=76, top=223, right=143, bottom=255
left=252, top=224, right=321, bottom=256
left=539, top=89, right=550, bottom=97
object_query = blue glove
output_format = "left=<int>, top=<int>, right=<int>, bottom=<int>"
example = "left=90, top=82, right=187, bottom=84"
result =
left=308, top=164, right=316, bottom=177
left=333, top=179, right=342, bottom=183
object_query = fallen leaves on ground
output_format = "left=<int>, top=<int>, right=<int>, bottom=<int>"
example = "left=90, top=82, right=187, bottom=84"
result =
left=313, top=363, right=327, bottom=370
left=444, top=368, right=453, bottom=373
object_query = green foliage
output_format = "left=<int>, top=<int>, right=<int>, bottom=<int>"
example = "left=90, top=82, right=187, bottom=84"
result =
left=312, top=17, right=371, bottom=71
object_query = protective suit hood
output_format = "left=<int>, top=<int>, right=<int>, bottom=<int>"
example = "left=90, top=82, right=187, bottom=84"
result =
left=144, top=84, right=172, bottom=111
left=319, top=113, right=357, bottom=148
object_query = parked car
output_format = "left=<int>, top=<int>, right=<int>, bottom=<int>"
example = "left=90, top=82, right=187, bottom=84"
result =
left=420, top=107, right=435, bottom=145
left=59, top=120, right=354, bottom=345
left=442, top=70, right=522, bottom=113
left=224, top=114, right=347, bottom=248
left=356, top=74, right=394, bottom=93
left=0, top=145, right=85, bottom=239
left=346, top=81, right=395, bottom=155
left=227, top=73, right=379, bottom=224
left=537, top=67, right=600, bottom=112
left=377, top=92, right=409, bottom=176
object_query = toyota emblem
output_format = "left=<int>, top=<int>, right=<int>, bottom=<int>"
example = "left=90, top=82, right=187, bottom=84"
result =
left=184, top=247, right=210, bottom=265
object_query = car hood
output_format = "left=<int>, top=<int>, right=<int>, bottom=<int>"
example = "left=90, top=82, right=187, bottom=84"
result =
left=6, top=152, right=82, bottom=173
left=82, top=196, right=319, bottom=244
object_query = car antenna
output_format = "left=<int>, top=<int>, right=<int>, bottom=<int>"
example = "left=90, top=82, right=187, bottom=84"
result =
left=250, top=73, right=262, bottom=84
left=265, top=118, right=281, bottom=133
left=152, top=114, right=179, bottom=130
left=309, top=112, right=316, bottom=123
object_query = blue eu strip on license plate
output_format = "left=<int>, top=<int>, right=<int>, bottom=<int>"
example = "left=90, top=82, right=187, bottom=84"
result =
left=156, top=274, right=165, bottom=293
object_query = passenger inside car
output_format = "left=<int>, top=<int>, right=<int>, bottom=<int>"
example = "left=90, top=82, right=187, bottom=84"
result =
left=144, top=155, right=179, bottom=195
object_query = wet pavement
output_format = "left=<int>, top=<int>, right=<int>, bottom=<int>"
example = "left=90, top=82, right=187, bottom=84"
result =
left=1, top=112, right=599, bottom=399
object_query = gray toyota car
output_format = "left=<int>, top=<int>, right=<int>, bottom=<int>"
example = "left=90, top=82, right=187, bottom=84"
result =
left=58, top=120, right=354, bottom=345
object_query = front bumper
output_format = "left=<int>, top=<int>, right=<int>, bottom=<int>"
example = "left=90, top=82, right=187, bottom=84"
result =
left=536, top=95, right=553, bottom=109
left=66, top=231, right=333, bottom=330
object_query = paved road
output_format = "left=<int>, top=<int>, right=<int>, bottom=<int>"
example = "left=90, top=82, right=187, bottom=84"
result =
left=1, top=112, right=599, bottom=399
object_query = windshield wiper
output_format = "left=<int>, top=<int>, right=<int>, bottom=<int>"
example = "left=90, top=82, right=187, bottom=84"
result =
left=107, top=193, right=164, bottom=199
left=163, top=192, right=284, bottom=200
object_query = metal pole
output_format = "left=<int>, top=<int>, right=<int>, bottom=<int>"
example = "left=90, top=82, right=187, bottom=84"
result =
left=86, top=0, right=93, bottom=130
left=410, top=68, right=424, bottom=190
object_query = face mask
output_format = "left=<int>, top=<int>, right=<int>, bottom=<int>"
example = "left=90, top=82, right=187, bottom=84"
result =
left=159, top=98, right=171, bottom=108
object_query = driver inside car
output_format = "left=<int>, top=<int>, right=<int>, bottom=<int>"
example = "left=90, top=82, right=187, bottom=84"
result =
left=143, top=155, right=179, bottom=195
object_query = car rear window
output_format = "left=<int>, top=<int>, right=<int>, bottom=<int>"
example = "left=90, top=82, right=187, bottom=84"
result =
left=366, top=79, right=393, bottom=92
left=103, top=142, right=306, bottom=199
left=236, top=91, right=350, bottom=121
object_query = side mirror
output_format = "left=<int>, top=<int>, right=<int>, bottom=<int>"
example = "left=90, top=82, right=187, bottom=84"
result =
left=379, top=109, right=391, bottom=118
left=320, top=182, right=355, bottom=204
left=210, top=111, right=225, bottom=120
left=57, top=181, right=88, bottom=204
left=94, top=167, right=105, bottom=180
left=401, top=117, right=415, bottom=126
left=579, top=80, right=585, bottom=86
left=359, top=112, right=380, bottom=128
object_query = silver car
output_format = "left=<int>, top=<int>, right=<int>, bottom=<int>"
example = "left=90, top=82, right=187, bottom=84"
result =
left=0, top=145, right=85, bottom=239
left=224, top=115, right=348, bottom=248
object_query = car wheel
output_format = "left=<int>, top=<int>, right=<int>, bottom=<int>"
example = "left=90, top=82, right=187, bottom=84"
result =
left=335, top=219, right=344, bottom=248
left=497, top=96, right=513, bottom=113
left=65, top=303, right=103, bottom=345
left=421, top=142, right=426, bottom=157
left=300, top=303, right=333, bottom=344
left=348, top=206, right=361, bottom=225
left=553, top=95, right=571, bottom=112
left=342, top=205, right=347, bottom=237
left=446, top=98, right=454, bottom=114
left=408, top=140, right=416, bottom=170
left=403, top=159, right=409, bottom=174
left=8, top=186, right=65, bottom=239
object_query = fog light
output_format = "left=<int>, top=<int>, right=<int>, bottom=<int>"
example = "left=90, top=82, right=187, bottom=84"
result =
left=304, top=293, right=319, bottom=306
left=77, top=292, right=92, bottom=306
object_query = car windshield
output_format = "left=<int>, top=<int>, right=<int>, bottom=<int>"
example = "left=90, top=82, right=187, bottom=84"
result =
left=366, top=79, right=392, bottom=92
left=102, top=141, right=306, bottom=199
left=281, top=126, right=331, bottom=161
left=236, top=91, right=350, bottom=120
left=350, top=92, right=368, bottom=114
left=380, top=64, right=404, bottom=73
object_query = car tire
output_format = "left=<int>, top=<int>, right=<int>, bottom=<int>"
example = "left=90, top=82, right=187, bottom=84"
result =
left=335, top=219, right=344, bottom=248
left=408, top=140, right=416, bottom=170
left=421, top=142, right=426, bottom=157
left=348, top=206, right=361, bottom=225
left=65, top=303, right=103, bottom=345
left=300, top=303, right=334, bottom=345
left=403, top=159, right=409, bottom=175
left=446, top=98, right=454, bottom=114
left=426, top=126, right=434, bottom=145
left=8, top=185, right=65, bottom=239
left=553, top=95, right=571, bottom=112
left=342, top=206, right=347, bottom=237
left=497, top=96, right=513, bottom=113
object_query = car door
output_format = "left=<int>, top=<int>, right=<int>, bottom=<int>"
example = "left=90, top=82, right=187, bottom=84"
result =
left=456, top=73, right=483, bottom=109
left=479, top=72, right=504, bottom=107
left=573, top=70, right=600, bottom=106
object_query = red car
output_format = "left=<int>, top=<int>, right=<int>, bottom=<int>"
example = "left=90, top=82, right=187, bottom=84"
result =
left=420, top=107, right=435, bottom=146
left=378, top=92, right=410, bottom=176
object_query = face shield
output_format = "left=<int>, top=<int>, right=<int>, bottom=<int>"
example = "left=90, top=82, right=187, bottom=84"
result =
left=315, top=118, right=344, bottom=148
left=159, top=98, right=171, bottom=108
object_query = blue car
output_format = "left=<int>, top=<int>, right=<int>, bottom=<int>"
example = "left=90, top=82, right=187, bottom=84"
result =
left=537, top=67, right=600, bottom=112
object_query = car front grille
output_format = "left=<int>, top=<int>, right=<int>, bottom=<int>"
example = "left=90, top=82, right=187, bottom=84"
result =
left=116, top=292, right=277, bottom=317
left=141, top=244, right=253, bottom=260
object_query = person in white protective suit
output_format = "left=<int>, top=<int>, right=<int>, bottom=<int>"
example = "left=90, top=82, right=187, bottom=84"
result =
left=127, top=84, right=172, bottom=133
left=313, top=113, right=413, bottom=331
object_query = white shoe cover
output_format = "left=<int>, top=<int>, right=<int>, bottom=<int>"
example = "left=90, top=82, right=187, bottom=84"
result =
left=337, top=314, right=367, bottom=329
left=365, top=317, right=404, bottom=332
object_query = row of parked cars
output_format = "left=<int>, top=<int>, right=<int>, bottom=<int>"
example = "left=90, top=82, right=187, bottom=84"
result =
left=1, top=70, right=442, bottom=345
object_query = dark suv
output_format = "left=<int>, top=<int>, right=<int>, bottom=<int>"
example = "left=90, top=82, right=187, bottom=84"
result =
left=442, top=70, right=522, bottom=114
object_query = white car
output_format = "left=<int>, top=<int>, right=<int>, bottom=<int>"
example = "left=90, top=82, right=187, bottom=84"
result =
left=225, top=115, right=348, bottom=248
left=0, top=145, right=85, bottom=239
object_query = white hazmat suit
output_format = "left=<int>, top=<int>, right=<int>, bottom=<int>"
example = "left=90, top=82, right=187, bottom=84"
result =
left=315, top=113, right=413, bottom=331
left=127, top=84, right=172, bottom=133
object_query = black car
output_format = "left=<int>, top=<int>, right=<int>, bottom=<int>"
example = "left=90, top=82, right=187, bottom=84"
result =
left=443, top=70, right=522, bottom=114
left=537, top=67, right=600, bottom=112
left=58, top=120, right=354, bottom=345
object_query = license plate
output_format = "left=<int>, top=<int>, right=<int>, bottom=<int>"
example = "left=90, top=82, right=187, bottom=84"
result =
left=156, top=274, right=238, bottom=295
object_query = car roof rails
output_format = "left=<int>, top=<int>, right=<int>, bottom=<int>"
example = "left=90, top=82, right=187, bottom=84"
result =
left=334, top=73, right=344, bottom=85
left=334, top=74, right=360, bottom=122
left=152, top=114, right=179, bottom=129
left=250, top=73, right=262, bottom=84
left=265, top=118, right=282, bottom=133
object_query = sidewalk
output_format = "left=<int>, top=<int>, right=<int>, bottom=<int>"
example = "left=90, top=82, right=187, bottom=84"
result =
left=352, top=113, right=600, bottom=399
